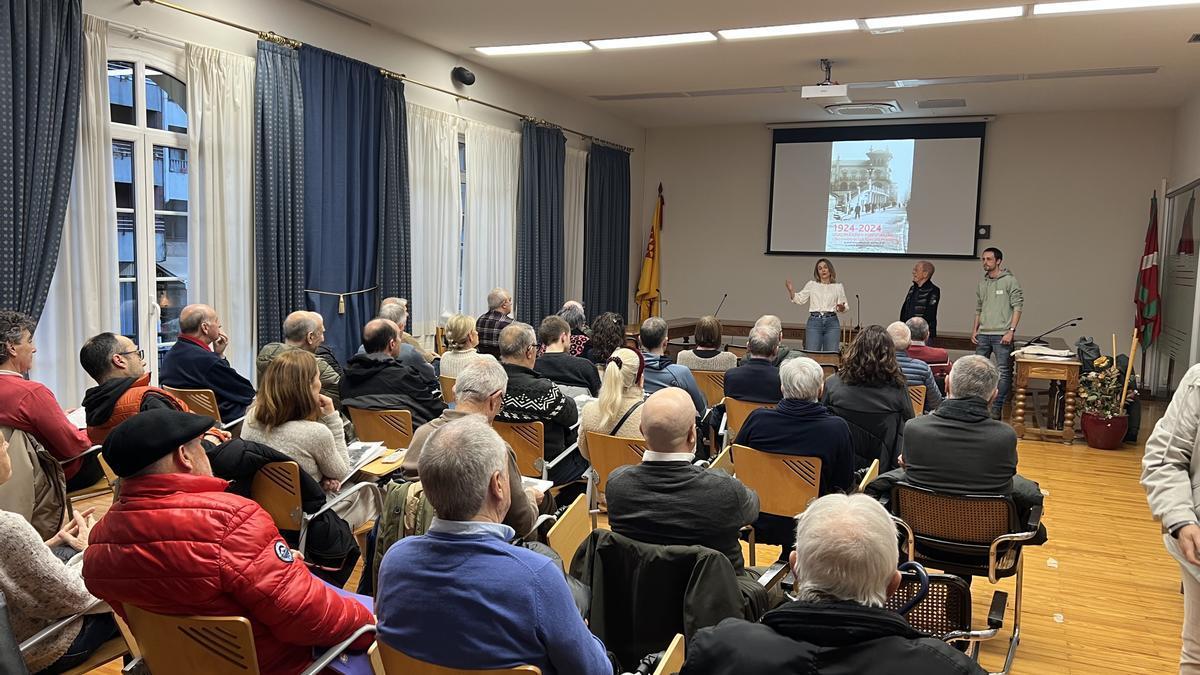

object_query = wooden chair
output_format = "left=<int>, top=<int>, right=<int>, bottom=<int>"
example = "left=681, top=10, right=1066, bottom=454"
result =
left=707, top=445, right=734, bottom=476
left=653, top=634, right=686, bottom=675
left=439, top=375, right=456, bottom=404
left=64, top=448, right=115, bottom=502
left=493, top=421, right=546, bottom=479
left=546, top=494, right=592, bottom=572
left=124, top=604, right=374, bottom=675
left=434, top=326, right=447, bottom=355
left=799, top=350, right=841, bottom=368
left=18, top=598, right=137, bottom=675
left=692, top=370, right=726, bottom=408
left=732, top=445, right=821, bottom=519
left=857, top=458, right=880, bottom=493
left=161, top=386, right=244, bottom=432
left=908, top=385, right=927, bottom=414
left=721, top=398, right=777, bottom=445
left=376, top=641, right=541, bottom=674
left=723, top=343, right=748, bottom=359
left=583, top=431, right=648, bottom=526
left=251, top=461, right=380, bottom=558
left=347, top=407, right=414, bottom=449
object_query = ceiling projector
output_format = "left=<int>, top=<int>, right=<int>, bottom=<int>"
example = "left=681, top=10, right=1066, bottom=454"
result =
left=801, top=59, right=852, bottom=105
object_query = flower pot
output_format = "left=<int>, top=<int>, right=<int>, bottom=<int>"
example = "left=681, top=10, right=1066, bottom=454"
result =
left=1082, top=413, right=1129, bottom=450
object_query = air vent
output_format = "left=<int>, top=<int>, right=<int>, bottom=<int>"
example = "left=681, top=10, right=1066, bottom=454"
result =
left=591, top=92, right=688, bottom=101
left=685, top=86, right=788, bottom=97
left=1189, top=33, right=1200, bottom=43
left=1026, top=66, right=1158, bottom=79
left=918, top=98, right=967, bottom=109
left=825, top=101, right=902, bottom=116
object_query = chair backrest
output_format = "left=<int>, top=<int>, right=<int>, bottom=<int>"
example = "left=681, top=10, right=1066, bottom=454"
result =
left=376, top=641, right=541, bottom=673
left=892, top=483, right=1019, bottom=547
left=653, top=634, right=686, bottom=675
left=908, top=385, right=926, bottom=413
left=585, top=432, right=647, bottom=493
left=439, top=376, right=456, bottom=404
left=857, top=458, right=880, bottom=493
left=347, top=407, right=414, bottom=448
left=692, top=370, right=726, bottom=407
left=708, top=446, right=733, bottom=476
left=250, top=461, right=304, bottom=531
left=493, top=421, right=545, bottom=478
left=723, top=343, right=747, bottom=359
left=799, top=350, right=840, bottom=367
left=124, top=605, right=259, bottom=674
left=546, top=494, right=592, bottom=572
left=731, top=444, right=820, bottom=517
left=883, top=570, right=973, bottom=640
left=161, top=386, right=223, bottom=424
left=434, top=327, right=447, bottom=356
left=724, top=398, right=776, bottom=439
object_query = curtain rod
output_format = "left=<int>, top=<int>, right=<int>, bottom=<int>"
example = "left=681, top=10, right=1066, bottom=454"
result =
left=131, top=0, right=635, bottom=153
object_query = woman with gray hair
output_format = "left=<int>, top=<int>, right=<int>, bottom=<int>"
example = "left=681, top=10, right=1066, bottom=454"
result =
left=557, top=300, right=590, bottom=357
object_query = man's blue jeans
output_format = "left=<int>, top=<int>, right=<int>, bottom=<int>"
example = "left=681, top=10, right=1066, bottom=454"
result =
left=975, top=333, right=1013, bottom=413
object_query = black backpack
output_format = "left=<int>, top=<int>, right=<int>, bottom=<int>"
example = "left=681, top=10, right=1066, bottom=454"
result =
left=1075, top=336, right=1102, bottom=373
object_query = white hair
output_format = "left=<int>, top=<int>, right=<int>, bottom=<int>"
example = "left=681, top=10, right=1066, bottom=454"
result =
left=487, top=288, right=510, bottom=311
left=453, top=357, right=508, bottom=405
left=794, top=494, right=899, bottom=607
left=948, top=355, right=999, bottom=400
left=781, top=357, right=824, bottom=401
left=379, top=302, right=408, bottom=327
left=755, top=314, right=782, bottom=332
left=886, top=321, right=911, bottom=351
left=905, top=317, right=930, bottom=342
left=747, top=325, right=780, bottom=358
left=418, top=415, right=508, bottom=521
left=282, top=311, right=320, bottom=343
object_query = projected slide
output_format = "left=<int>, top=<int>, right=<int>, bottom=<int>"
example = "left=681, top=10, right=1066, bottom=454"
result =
left=825, top=140, right=914, bottom=254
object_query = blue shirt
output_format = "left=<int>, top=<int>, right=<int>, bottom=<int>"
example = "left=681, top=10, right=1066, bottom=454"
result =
left=642, top=353, right=707, bottom=415
left=376, top=518, right=611, bottom=675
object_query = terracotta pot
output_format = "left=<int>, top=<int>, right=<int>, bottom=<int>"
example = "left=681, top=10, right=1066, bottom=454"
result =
left=1081, top=413, right=1128, bottom=450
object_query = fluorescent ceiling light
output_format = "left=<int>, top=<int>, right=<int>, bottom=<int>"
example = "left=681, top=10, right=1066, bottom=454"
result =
left=1033, top=0, right=1200, bottom=15
left=865, top=6, right=1024, bottom=30
left=718, top=19, right=860, bottom=40
left=590, top=32, right=717, bottom=50
left=475, top=41, right=591, bottom=56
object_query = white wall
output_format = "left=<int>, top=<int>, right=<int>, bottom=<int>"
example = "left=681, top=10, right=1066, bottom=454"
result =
left=641, top=110, right=1174, bottom=347
left=1172, top=91, right=1200, bottom=188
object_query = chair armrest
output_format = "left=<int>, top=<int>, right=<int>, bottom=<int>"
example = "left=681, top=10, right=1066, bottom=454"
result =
left=756, top=561, right=790, bottom=590
left=987, top=524, right=1042, bottom=583
left=943, top=592, right=1008, bottom=646
left=987, top=590, right=1009, bottom=629
left=58, top=445, right=103, bottom=466
left=544, top=443, right=580, bottom=471
left=220, top=415, right=246, bottom=431
left=1025, top=504, right=1044, bottom=533
left=20, top=598, right=106, bottom=652
left=892, top=516, right=915, bottom=562
left=298, top=624, right=377, bottom=675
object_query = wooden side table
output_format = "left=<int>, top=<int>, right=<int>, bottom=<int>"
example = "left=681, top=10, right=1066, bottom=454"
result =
left=1013, top=356, right=1081, bottom=444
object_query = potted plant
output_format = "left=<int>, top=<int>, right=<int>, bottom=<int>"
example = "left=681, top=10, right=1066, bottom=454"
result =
left=1079, top=355, right=1133, bottom=449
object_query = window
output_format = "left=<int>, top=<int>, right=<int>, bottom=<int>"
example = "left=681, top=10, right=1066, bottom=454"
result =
left=109, top=57, right=189, bottom=372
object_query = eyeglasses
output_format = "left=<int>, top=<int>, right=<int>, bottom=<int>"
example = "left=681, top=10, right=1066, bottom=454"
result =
left=118, top=349, right=144, bottom=360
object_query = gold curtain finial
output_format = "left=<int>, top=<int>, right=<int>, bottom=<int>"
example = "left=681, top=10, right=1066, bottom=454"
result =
left=258, top=31, right=302, bottom=49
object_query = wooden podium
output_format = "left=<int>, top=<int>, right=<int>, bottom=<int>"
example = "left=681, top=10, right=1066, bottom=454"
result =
left=1012, top=355, right=1081, bottom=445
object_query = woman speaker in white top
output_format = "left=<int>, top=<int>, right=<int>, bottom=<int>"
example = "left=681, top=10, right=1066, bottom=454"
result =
left=785, top=258, right=848, bottom=353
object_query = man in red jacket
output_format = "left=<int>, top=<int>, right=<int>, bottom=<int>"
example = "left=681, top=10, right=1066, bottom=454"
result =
left=82, top=409, right=374, bottom=674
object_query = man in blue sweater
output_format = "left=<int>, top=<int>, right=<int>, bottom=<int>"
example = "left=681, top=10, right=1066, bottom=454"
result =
left=887, top=321, right=942, bottom=413
left=159, top=304, right=255, bottom=422
left=376, top=415, right=612, bottom=675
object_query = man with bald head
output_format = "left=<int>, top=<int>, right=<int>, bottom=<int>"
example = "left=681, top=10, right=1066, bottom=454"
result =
left=256, top=311, right=341, bottom=406
left=900, top=260, right=940, bottom=339
left=341, top=318, right=446, bottom=426
left=160, top=304, right=256, bottom=421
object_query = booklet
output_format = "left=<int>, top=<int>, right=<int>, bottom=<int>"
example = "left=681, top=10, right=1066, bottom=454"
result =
left=342, top=441, right=387, bottom=483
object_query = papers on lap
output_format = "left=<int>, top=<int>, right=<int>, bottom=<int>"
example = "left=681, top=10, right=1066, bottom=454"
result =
left=343, top=441, right=387, bottom=483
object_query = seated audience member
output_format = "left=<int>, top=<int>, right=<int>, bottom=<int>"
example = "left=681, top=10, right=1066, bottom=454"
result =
left=584, top=311, right=626, bottom=364
left=887, top=321, right=942, bottom=413
left=682, top=494, right=986, bottom=675
left=496, top=323, right=587, bottom=490
left=436, top=313, right=496, bottom=379
left=558, top=300, right=591, bottom=357
left=676, top=315, right=737, bottom=372
left=822, top=325, right=914, bottom=472
left=83, top=410, right=374, bottom=675
left=257, top=311, right=341, bottom=406
left=0, top=310, right=103, bottom=491
left=738, top=315, right=796, bottom=367
left=159, top=303, right=256, bottom=422
left=735, top=358, right=855, bottom=552
left=579, top=347, right=646, bottom=460
left=342, top=319, right=445, bottom=426
left=724, top=325, right=784, bottom=403
left=379, top=297, right=436, bottom=364
left=242, top=350, right=377, bottom=530
left=400, top=358, right=543, bottom=537
left=536, top=315, right=601, bottom=397
left=906, top=317, right=949, bottom=392
left=868, top=356, right=1047, bottom=545
left=640, top=317, right=707, bottom=416
left=0, top=435, right=119, bottom=674
left=377, top=416, right=612, bottom=675
left=476, top=287, right=515, bottom=357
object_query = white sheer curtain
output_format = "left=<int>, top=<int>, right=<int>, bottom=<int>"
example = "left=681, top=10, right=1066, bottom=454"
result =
left=34, top=16, right=119, bottom=407
left=186, top=44, right=256, bottom=378
left=563, top=147, right=588, bottom=304
left=462, top=121, right=520, bottom=318
left=407, top=104, right=463, bottom=342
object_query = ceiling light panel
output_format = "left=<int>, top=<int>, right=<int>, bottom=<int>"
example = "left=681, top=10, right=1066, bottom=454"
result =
left=718, top=20, right=860, bottom=40
left=865, top=6, right=1025, bottom=30
left=475, top=41, right=592, bottom=56
left=1033, top=0, right=1200, bottom=14
left=590, top=32, right=717, bottom=50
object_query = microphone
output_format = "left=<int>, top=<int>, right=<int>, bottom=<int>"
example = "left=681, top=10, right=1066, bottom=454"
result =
left=855, top=294, right=862, bottom=331
left=714, top=293, right=728, bottom=317
left=1024, top=316, right=1083, bottom=346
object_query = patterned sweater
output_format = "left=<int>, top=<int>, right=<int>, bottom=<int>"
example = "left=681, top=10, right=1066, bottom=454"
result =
left=496, top=363, right=585, bottom=484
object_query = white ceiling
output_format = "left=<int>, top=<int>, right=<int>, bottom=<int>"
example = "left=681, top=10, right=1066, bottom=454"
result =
left=318, top=0, right=1200, bottom=127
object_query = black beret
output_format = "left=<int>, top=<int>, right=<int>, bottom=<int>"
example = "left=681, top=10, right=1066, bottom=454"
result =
left=102, top=409, right=215, bottom=478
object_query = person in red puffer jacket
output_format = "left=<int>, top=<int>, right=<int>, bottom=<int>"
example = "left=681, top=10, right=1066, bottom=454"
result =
left=82, top=409, right=374, bottom=674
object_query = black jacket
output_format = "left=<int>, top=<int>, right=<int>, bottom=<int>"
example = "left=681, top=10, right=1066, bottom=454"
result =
left=496, top=363, right=584, bottom=484
left=822, top=375, right=913, bottom=473
left=900, top=280, right=941, bottom=338
left=723, top=357, right=782, bottom=404
left=534, top=351, right=602, bottom=396
left=340, top=352, right=447, bottom=427
left=159, top=339, right=256, bottom=421
left=681, top=600, right=986, bottom=675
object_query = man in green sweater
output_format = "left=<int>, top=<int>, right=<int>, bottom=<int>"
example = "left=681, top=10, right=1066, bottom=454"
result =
left=972, top=247, right=1024, bottom=420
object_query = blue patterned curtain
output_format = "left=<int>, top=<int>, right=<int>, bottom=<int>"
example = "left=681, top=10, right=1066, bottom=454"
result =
left=584, top=144, right=631, bottom=318
left=253, top=41, right=305, bottom=348
left=299, top=46, right=382, bottom=361
left=0, top=0, right=81, bottom=323
left=516, top=120, right=566, bottom=325
left=378, top=78, right=411, bottom=331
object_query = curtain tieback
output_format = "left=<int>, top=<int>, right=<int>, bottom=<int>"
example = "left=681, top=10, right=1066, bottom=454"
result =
left=304, top=286, right=378, bottom=314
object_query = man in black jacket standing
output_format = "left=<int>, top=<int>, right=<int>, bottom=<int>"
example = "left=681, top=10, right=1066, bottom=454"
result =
left=899, top=261, right=940, bottom=339
left=681, top=493, right=985, bottom=675
left=341, top=319, right=446, bottom=427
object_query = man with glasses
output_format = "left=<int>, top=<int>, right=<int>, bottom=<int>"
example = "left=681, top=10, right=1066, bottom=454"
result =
left=256, top=311, right=341, bottom=406
left=159, top=304, right=256, bottom=421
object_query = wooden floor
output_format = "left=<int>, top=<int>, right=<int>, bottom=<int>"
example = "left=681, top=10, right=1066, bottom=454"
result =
left=84, top=402, right=1185, bottom=674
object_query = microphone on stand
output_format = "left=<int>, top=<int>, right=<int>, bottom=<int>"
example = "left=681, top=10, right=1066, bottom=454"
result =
left=1023, top=316, right=1083, bottom=346
left=855, top=294, right=862, bottom=331
left=713, top=293, right=728, bottom=317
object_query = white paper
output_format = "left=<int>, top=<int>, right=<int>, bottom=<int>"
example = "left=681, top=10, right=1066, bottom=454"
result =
left=343, top=441, right=387, bottom=482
